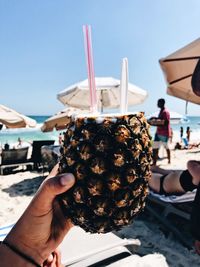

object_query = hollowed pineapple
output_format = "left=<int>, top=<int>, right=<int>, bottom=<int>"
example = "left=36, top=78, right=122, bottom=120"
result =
left=58, top=112, right=152, bottom=233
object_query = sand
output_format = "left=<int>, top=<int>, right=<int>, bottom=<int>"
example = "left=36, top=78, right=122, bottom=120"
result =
left=0, top=170, right=45, bottom=225
left=0, top=149, right=200, bottom=266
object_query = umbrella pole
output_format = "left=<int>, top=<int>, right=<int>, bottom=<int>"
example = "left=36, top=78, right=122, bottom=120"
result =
left=101, top=90, right=103, bottom=113
left=185, top=101, right=188, bottom=115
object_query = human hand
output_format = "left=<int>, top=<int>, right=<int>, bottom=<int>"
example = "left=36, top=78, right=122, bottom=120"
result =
left=187, top=160, right=200, bottom=186
left=148, top=118, right=165, bottom=126
left=5, top=165, right=75, bottom=266
left=194, top=240, right=200, bottom=255
left=43, top=248, right=63, bottom=267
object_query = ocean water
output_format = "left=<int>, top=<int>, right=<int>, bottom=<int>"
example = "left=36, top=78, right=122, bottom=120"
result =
left=0, top=115, right=60, bottom=147
left=0, top=115, right=200, bottom=148
left=149, top=115, right=200, bottom=144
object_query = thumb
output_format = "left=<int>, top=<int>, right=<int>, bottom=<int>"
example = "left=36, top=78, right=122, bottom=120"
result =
left=44, top=164, right=75, bottom=197
left=31, top=173, right=75, bottom=211
left=44, top=173, right=75, bottom=197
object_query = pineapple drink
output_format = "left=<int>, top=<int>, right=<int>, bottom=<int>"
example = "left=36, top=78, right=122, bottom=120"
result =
left=58, top=112, right=152, bottom=233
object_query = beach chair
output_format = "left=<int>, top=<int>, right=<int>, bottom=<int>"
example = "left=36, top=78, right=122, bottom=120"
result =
left=0, top=223, right=141, bottom=266
left=30, top=140, right=55, bottom=169
left=0, top=223, right=169, bottom=266
left=0, top=223, right=15, bottom=241
left=145, top=190, right=196, bottom=249
left=0, top=147, right=34, bottom=175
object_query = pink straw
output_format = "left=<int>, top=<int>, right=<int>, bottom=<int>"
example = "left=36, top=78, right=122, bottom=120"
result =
left=83, top=25, right=97, bottom=113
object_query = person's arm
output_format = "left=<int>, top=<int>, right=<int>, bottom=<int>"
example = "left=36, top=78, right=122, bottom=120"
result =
left=0, top=243, right=36, bottom=267
left=0, top=165, right=75, bottom=266
left=148, top=109, right=170, bottom=127
left=0, top=245, right=63, bottom=267
left=147, top=117, right=165, bottom=126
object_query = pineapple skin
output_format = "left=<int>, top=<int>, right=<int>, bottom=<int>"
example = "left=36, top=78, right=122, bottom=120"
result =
left=58, top=112, right=152, bottom=233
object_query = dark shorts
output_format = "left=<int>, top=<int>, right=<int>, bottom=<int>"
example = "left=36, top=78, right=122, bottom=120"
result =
left=153, top=133, right=169, bottom=149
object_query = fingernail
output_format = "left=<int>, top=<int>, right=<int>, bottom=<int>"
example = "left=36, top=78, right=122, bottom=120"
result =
left=60, top=174, right=74, bottom=186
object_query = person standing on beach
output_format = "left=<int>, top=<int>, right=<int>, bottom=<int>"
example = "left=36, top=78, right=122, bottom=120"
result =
left=148, top=98, right=171, bottom=165
left=180, top=126, right=184, bottom=142
left=186, top=126, right=191, bottom=142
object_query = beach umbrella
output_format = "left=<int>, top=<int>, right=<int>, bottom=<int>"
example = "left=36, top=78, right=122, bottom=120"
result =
left=0, top=104, right=36, bottom=129
left=159, top=38, right=200, bottom=105
left=57, top=77, right=148, bottom=111
left=41, top=107, right=88, bottom=132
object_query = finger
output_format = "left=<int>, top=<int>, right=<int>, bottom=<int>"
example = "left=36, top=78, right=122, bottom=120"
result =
left=194, top=240, right=200, bottom=255
left=31, top=173, right=75, bottom=212
left=54, top=248, right=62, bottom=267
left=42, top=173, right=75, bottom=198
left=195, top=246, right=200, bottom=255
left=187, top=160, right=200, bottom=168
left=46, top=253, right=54, bottom=263
left=50, top=253, right=57, bottom=267
left=43, top=252, right=57, bottom=267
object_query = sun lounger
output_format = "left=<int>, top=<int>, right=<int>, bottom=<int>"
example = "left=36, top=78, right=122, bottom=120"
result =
left=30, top=140, right=55, bottom=169
left=0, top=223, right=141, bottom=266
left=107, top=253, right=168, bottom=267
left=0, top=222, right=168, bottom=266
left=146, top=190, right=196, bottom=249
left=61, top=226, right=141, bottom=266
left=0, top=147, right=34, bottom=175
left=0, top=223, right=15, bottom=241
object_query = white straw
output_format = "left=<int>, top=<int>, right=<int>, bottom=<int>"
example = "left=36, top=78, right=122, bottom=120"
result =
left=120, top=58, right=129, bottom=113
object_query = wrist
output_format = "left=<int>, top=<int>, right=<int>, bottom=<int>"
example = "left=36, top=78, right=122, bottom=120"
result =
left=0, top=241, right=37, bottom=267
left=5, top=234, right=45, bottom=265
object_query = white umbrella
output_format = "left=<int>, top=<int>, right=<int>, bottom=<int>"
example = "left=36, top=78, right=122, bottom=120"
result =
left=0, top=104, right=36, bottom=129
left=57, top=77, right=148, bottom=111
left=41, top=107, right=88, bottom=132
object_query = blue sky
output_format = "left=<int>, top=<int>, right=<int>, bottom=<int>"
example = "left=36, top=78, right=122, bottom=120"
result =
left=1, top=0, right=200, bottom=115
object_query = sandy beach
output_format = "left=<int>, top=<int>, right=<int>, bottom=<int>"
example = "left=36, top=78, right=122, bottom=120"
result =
left=2, top=1, right=200, bottom=266
left=0, top=149, right=200, bottom=266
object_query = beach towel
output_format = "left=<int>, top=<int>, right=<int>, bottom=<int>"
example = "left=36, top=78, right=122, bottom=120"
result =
left=150, top=189, right=196, bottom=203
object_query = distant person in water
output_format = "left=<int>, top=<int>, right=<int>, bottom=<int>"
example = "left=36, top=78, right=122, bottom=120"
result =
left=13, top=137, right=31, bottom=149
left=180, top=126, right=184, bottom=142
left=186, top=126, right=191, bottom=142
left=4, top=143, right=9, bottom=150
left=16, top=137, right=22, bottom=148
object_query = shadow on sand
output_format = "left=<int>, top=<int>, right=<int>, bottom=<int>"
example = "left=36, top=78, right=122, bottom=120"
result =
left=186, top=149, right=200, bottom=154
left=2, top=175, right=46, bottom=197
